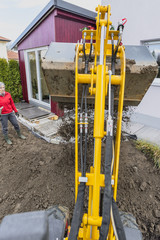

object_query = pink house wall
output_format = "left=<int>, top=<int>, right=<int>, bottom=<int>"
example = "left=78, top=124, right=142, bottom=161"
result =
left=18, top=50, right=28, bottom=102
left=18, top=12, right=56, bottom=51
left=17, top=8, right=96, bottom=112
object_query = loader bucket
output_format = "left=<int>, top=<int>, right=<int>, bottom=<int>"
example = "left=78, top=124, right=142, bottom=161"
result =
left=42, top=42, right=158, bottom=106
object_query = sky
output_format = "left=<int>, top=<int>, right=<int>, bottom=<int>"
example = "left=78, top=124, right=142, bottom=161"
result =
left=0, top=0, right=101, bottom=44
left=0, top=0, right=160, bottom=47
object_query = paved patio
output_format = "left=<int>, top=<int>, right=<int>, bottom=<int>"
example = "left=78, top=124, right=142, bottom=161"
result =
left=15, top=102, right=63, bottom=144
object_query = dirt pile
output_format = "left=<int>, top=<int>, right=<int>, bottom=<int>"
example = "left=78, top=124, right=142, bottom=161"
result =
left=0, top=122, right=159, bottom=239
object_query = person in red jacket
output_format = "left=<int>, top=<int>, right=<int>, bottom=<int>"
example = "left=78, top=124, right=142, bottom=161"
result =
left=0, top=82, right=26, bottom=144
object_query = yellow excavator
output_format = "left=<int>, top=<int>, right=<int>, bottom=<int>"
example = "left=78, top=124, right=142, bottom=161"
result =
left=0, top=3, right=158, bottom=240
left=70, top=4, right=126, bottom=240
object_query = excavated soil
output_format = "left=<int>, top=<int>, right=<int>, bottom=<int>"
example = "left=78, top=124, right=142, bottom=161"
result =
left=0, top=121, right=160, bottom=240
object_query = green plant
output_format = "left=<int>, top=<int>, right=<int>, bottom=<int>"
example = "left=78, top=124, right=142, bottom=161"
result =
left=0, top=58, right=9, bottom=83
left=135, top=140, right=160, bottom=168
left=0, top=58, right=22, bottom=102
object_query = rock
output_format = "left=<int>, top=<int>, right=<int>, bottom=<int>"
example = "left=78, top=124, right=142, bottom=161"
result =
left=129, top=179, right=136, bottom=189
left=39, top=161, right=44, bottom=166
left=132, top=166, right=138, bottom=173
left=3, top=192, right=9, bottom=200
left=149, top=223, right=155, bottom=233
left=71, top=187, right=74, bottom=192
left=43, top=202, right=48, bottom=208
left=153, top=209, right=160, bottom=218
left=155, top=224, right=160, bottom=234
left=141, top=223, right=147, bottom=232
left=0, top=198, right=3, bottom=203
left=140, top=182, right=147, bottom=191
left=46, top=159, right=51, bottom=164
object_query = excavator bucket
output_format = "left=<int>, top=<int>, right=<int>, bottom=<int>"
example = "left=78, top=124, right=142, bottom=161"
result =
left=42, top=42, right=158, bottom=106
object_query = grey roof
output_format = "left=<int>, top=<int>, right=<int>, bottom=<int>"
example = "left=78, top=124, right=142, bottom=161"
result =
left=11, top=0, right=96, bottom=49
left=141, top=38, right=160, bottom=44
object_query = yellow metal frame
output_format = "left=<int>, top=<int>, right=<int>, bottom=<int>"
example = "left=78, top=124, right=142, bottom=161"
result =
left=75, top=4, right=126, bottom=240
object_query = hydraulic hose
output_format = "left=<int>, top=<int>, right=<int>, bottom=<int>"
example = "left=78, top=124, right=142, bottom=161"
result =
left=110, top=31, right=126, bottom=240
left=80, top=86, right=85, bottom=174
left=99, top=56, right=126, bottom=240
left=112, top=197, right=126, bottom=240
left=83, top=85, right=88, bottom=176
left=111, top=34, right=115, bottom=118
left=69, top=88, right=86, bottom=240
left=111, top=202, right=119, bottom=240
left=69, top=39, right=92, bottom=240
left=99, top=134, right=113, bottom=240
left=68, top=182, right=85, bottom=240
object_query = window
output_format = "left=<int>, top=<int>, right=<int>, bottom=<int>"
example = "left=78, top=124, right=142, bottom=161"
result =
left=145, top=43, right=160, bottom=78
left=25, top=47, right=50, bottom=107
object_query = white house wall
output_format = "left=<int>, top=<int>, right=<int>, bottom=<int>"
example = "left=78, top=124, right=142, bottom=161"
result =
left=0, top=41, right=8, bottom=60
left=131, top=79, right=160, bottom=130
left=105, top=0, right=160, bottom=45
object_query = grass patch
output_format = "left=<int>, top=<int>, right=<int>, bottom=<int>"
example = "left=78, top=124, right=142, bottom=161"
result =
left=135, top=140, right=160, bottom=168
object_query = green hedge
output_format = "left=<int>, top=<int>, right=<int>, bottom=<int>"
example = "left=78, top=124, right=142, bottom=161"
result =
left=135, top=140, right=160, bottom=168
left=0, top=58, right=22, bottom=102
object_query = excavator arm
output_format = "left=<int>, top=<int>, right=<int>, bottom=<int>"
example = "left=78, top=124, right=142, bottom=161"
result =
left=69, top=4, right=126, bottom=240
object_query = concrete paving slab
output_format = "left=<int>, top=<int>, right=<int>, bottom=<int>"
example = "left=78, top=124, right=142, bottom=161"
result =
left=33, top=119, right=62, bottom=137
left=122, top=122, right=144, bottom=134
left=122, top=120, right=160, bottom=146
left=15, top=102, right=64, bottom=143
left=17, top=115, right=63, bottom=144
left=135, top=126, right=160, bottom=146
left=15, top=102, right=35, bottom=110
left=19, top=107, right=49, bottom=119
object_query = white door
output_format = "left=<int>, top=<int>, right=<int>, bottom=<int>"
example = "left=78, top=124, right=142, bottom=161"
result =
left=25, top=47, right=50, bottom=108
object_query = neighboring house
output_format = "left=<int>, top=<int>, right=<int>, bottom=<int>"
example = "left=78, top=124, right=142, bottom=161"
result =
left=132, top=38, right=160, bottom=128
left=129, top=39, right=160, bottom=145
left=11, top=0, right=96, bottom=115
left=7, top=50, right=18, bottom=61
left=0, top=36, right=11, bottom=60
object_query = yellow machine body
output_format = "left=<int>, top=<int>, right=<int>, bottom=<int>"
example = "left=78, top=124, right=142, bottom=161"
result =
left=74, top=5, right=125, bottom=240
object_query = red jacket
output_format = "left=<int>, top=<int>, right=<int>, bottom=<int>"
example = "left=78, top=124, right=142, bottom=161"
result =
left=0, top=92, right=18, bottom=114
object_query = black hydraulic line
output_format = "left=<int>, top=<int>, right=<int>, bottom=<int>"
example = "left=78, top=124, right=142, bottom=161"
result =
left=112, top=197, right=126, bottom=240
left=99, top=39, right=115, bottom=239
left=89, top=43, right=92, bottom=61
left=111, top=37, right=115, bottom=118
left=99, top=134, right=113, bottom=240
left=80, top=132, right=83, bottom=175
left=68, top=182, right=85, bottom=240
left=69, top=86, right=87, bottom=240
left=83, top=85, right=88, bottom=176
left=84, top=85, right=88, bottom=113
left=110, top=36, right=126, bottom=239
left=80, top=86, right=85, bottom=174
left=80, top=86, right=85, bottom=113
left=83, top=41, right=87, bottom=62
left=99, top=34, right=126, bottom=239
left=111, top=37, right=115, bottom=75
left=69, top=40, right=92, bottom=240
left=117, top=24, right=124, bottom=32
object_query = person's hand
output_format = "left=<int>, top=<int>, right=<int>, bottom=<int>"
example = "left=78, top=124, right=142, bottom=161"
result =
left=0, top=106, right=3, bottom=115
left=15, top=112, right=19, bottom=117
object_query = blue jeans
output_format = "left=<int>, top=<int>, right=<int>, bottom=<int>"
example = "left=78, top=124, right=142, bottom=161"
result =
left=1, top=112, right=20, bottom=135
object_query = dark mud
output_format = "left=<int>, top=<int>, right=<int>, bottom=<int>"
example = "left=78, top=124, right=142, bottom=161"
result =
left=0, top=121, right=159, bottom=239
